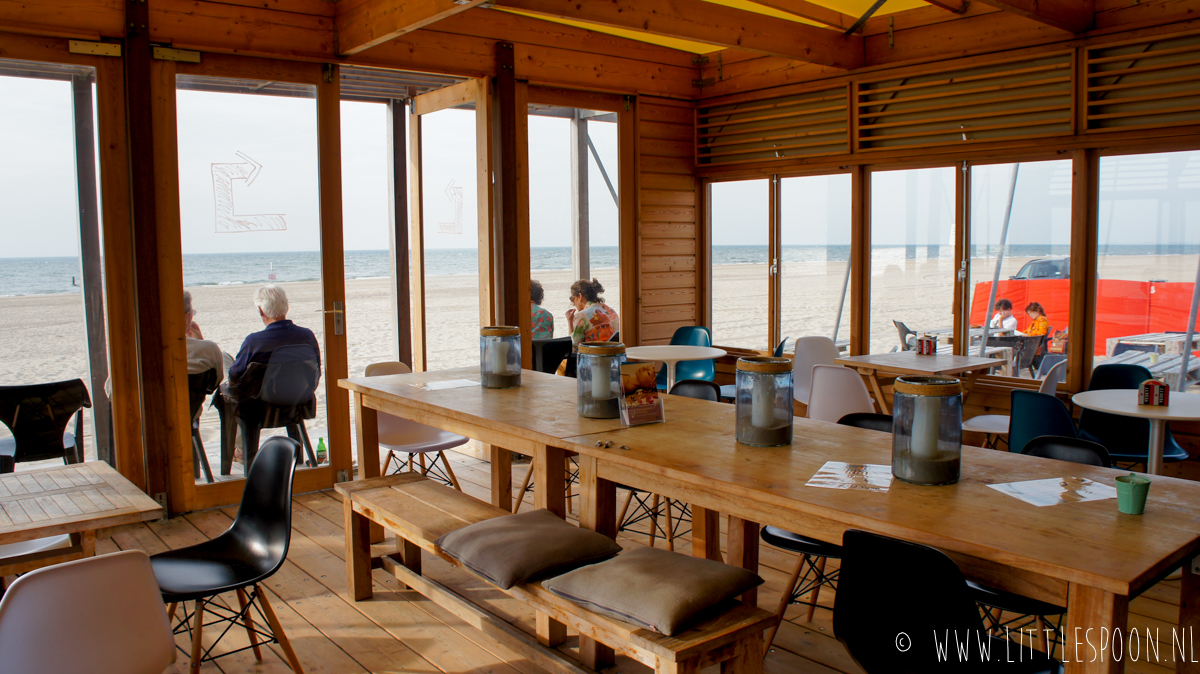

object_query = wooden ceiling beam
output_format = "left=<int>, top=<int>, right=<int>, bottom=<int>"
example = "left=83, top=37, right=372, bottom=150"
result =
left=336, top=0, right=487, bottom=56
left=492, top=0, right=864, bottom=69
left=973, top=0, right=1094, bottom=33
left=744, top=0, right=857, bottom=31
left=923, top=0, right=971, bottom=15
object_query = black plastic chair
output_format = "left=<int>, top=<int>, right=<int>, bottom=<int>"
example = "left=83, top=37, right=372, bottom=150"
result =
left=835, top=529, right=1061, bottom=673
left=774, top=337, right=790, bottom=357
left=758, top=406, right=886, bottom=653
left=837, top=412, right=893, bottom=434
left=187, top=370, right=219, bottom=484
left=1079, top=363, right=1189, bottom=467
left=220, top=344, right=321, bottom=474
left=532, top=336, right=573, bottom=375
left=1007, top=390, right=1078, bottom=455
left=668, top=379, right=720, bottom=401
left=1021, top=435, right=1111, bottom=468
left=150, top=436, right=303, bottom=672
left=0, top=379, right=91, bottom=473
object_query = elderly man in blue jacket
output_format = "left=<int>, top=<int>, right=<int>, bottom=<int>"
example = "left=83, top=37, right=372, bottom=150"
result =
left=228, top=284, right=321, bottom=385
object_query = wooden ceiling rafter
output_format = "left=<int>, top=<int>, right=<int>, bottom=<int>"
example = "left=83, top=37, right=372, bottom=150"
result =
left=336, top=0, right=488, bottom=55
left=741, top=0, right=858, bottom=31
left=490, top=0, right=865, bottom=69
left=973, top=0, right=1095, bottom=33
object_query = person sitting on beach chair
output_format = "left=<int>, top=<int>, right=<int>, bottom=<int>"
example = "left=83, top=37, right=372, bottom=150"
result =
left=183, top=290, right=229, bottom=384
left=226, top=284, right=321, bottom=397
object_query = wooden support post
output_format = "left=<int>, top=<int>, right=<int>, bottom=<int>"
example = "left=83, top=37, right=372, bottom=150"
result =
left=533, top=445, right=566, bottom=518
left=388, top=98, right=413, bottom=367
left=1063, top=583, right=1126, bottom=673
left=490, top=445, right=513, bottom=511
left=849, top=165, right=870, bottom=357
left=692, top=506, right=723, bottom=562
left=492, top=43, right=532, bottom=366
left=727, top=516, right=760, bottom=606
left=71, top=72, right=112, bottom=465
left=1069, top=149, right=1099, bottom=393
left=409, top=105, right=427, bottom=371
left=352, top=392, right=384, bottom=542
left=571, top=110, right=590, bottom=281
left=954, top=161, right=969, bottom=356
left=617, top=96, right=639, bottom=345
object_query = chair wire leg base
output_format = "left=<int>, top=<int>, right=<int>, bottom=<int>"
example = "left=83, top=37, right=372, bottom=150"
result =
left=172, top=585, right=298, bottom=670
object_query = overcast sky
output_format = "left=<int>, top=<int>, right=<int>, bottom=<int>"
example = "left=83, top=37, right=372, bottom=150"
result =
left=2, top=74, right=1198, bottom=260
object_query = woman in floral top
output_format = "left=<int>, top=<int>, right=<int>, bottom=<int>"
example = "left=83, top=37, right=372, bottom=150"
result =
left=566, top=278, right=620, bottom=346
left=1022, top=302, right=1050, bottom=337
left=530, top=280, right=554, bottom=339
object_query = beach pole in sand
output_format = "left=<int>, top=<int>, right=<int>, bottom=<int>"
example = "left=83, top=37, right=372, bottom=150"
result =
left=978, top=164, right=1020, bottom=358
left=1177, top=254, right=1200, bottom=391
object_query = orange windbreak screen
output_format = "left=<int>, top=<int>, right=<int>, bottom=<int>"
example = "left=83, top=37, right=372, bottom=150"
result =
left=969, top=280, right=1197, bottom=356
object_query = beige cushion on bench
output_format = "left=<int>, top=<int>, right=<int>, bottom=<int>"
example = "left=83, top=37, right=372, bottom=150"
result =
left=435, top=508, right=622, bottom=590
left=541, top=546, right=763, bottom=636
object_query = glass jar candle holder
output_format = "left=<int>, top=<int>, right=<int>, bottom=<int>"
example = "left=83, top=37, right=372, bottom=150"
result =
left=480, top=326, right=521, bottom=389
left=577, top=342, right=625, bottom=419
left=892, top=376, right=963, bottom=485
left=735, top=357, right=794, bottom=447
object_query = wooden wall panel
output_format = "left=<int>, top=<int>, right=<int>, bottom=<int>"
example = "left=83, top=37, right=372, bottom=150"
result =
left=637, top=97, right=699, bottom=345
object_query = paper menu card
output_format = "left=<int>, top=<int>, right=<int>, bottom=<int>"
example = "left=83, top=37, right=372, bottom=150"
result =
left=618, top=362, right=666, bottom=426
left=411, top=379, right=478, bottom=391
left=806, top=461, right=893, bottom=493
left=987, top=476, right=1117, bottom=507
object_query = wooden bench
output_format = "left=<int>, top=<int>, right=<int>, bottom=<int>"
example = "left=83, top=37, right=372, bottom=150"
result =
left=338, top=472, right=776, bottom=674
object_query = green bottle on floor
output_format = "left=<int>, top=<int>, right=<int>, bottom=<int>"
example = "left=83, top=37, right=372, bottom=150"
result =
left=317, top=437, right=327, bottom=464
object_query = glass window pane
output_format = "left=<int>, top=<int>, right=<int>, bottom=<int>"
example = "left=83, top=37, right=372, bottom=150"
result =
left=1096, top=151, right=1200, bottom=391
left=968, top=160, right=1072, bottom=378
left=869, top=167, right=957, bottom=355
left=527, top=110, right=621, bottom=344
left=340, top=100, right=396, bottom=375
left=711, top=179, right=769, bottom=349
left=420, top=108, right=480, bottom=370
left=779, top=174, right=852, bottom=353
left=176, top=75, right=323, bottom=482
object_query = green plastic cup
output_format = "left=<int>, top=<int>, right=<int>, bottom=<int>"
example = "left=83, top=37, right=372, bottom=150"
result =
left=1115, top=473, right=1151, bottom=515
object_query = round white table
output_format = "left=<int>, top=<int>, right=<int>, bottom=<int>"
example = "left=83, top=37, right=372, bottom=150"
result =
left=1071, top=389, right=1200, bottom=474
left=624, top=345, right=727, bottom=391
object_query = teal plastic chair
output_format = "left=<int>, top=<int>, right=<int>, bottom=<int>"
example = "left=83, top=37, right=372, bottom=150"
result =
left=1007, top=390, right=1078, bottom=455
left=1079, top=363, right=1189, bottom=466
left=656, top=326, right=715, bottom=390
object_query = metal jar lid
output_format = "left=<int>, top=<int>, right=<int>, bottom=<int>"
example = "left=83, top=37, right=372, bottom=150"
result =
left=480, top=326, right=520, bottom=337
left=893, top=376, right=962, bottom=397
left=736, top=356, right=792, bottom=374
left=578, top=341, right=625, bottom=356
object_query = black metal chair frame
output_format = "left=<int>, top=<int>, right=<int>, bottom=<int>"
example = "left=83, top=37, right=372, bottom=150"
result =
left=218, top=346, right=321, bottom=474
left=188, top=369, right=219, bottom=484
left=385, top=448, right=460, bottom=489
left=0, top=379, right=91, bottom=473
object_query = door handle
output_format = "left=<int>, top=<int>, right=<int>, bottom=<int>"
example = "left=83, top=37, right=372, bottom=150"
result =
left=314, top=301, right=344, bottom=335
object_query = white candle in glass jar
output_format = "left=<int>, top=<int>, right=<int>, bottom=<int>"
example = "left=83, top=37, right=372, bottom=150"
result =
left=910, top=395, right=940, bottom=459
left=751, top=377, right=776, bottom=429
left=592, top=359, right=613, bottom=399
left=490, top=341, right=509, bottom=374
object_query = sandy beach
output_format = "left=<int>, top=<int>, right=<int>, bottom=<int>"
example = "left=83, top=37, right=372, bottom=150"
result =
left=2, top=253, right=1194, bottom=475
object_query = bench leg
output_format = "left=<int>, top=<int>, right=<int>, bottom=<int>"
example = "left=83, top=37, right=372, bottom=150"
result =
left=721, top=634, right=764, bottom=674
left=536, top=612, right=567, bottom=647
left=396, top=537, right=422, bottom=590
left=345, top=502, right=373, bottom=601
left=658, top=658, right=699, bottom=674
left=533, top=444, right=569, bottom=647
left=490, top=445, right=513, bottom=511
left=577, top=455, right=617, bottom=670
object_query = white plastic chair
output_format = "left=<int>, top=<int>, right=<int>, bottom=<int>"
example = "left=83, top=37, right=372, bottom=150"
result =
left=365, top=361, right=466, bottom=490
left=806, top=364, right=875, bottom=423
left=0, top=550, right=175, bottom=674
left=963, top=359, right=1067, bottom=448
left=0, top=535, right=72, bottom=581
left=793, top=336, right=842, bottom=407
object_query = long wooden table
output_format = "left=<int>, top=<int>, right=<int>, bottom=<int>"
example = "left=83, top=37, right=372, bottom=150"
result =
left=835, top=351, right=1004, bottom=414
left=0, top=461, right=164, bottom=575
left=341, top=368, right=1200, bottom=674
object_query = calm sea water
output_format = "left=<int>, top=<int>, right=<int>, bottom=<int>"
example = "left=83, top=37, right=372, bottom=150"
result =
left=1, top=244, right=1193, bottom=297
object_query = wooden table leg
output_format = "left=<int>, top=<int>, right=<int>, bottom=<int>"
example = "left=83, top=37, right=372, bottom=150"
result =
left=490, top=444, right=513, bottom=511
left=353, top=393, right=385, bottom=543
left=1180, top=556, right=1200, bottom=673
left=577, top=454, right=616, bottom=669
left=344, top=500, right=373, bottom=601
left=692, top=506, right=723, bottom=563
left=727, top=516, right=760, bottom=606
left=1064, top=582, right=1127, bottom=673
left=534, top=444, right=566, bottom=519
left=861, top=369, right=890, bottom=415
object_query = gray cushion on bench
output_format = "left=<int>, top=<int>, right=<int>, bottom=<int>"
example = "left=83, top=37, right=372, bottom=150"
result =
left=541, top=546, right=764, bottom=636
left=435, top=508, right=622, bottom=590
